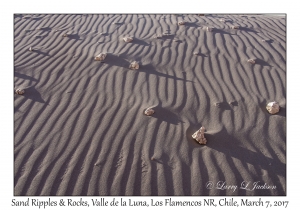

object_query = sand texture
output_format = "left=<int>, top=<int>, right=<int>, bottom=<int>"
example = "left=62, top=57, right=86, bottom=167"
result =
left=14, top=14, right=286, bottom=196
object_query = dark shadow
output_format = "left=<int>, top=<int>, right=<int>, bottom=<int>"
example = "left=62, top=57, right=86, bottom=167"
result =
left=14, top=72, right=38, bottom=82
left=277, top=106, right=286, bottom=117
left=214, top=102, right=232, bottom=110
left=255, top=58, right=272, bottom=67
left=239, top=27, right=259, bottom=34
left=147, top=106, right=183, bottom=125
left=101, top=53, right=130, bottom=68
left=113, top=22, right=124, bottom=25
left=224, top=20, right=233, bottom=23
left=33, top=49, right=50, bottom=56
left=132, top=38, right=150, bottom=46
left=35, top=35, right=44, bottom=39
left=21, top=86, right=47, bottom=104
left=67, top=34, right=82, bottom=40
left=172, top=39, right=183, bottom=43
left=155, top=34, right=175, bottom=41
left=185, top=22, right=201, bottom=28
left=263, top=39, right=274, bottom=44
left=38, top=27, right=51, bottom=32
left=140, top=64, right=194, bottom=83
left=229, top=101, right=239, bottom=107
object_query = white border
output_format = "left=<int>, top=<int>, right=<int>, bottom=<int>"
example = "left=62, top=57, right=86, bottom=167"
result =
left=2, top=0, right=297, bottom=209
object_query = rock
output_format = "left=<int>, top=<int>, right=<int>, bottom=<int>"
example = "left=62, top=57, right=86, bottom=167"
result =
left=15, top=89, right=25, bottom=95
left=94, top=53, right=107, bottom=61
left=144, top=107, right=155, bottom=116
left=154, top=34, right=163, bottom=39
left=219, top=18, right=225, bottom=22
left=247, top=59, right=256, bottom=64
left=62, top=33, right=69, bottom=37
left=129, top=61, right=139, bottom=70
left=193, top=52, right=199, bottom=55
left=206, top=27, right=213, bottom=32
left=192, top=126, right=207, bottom=145
left=266, top=101, right=280, bottom=114
left=214, top=102, right=221, bottom=108
left=231, top=25, right=239, bottom=29
left=123, top=37, right=133, bottom=42
left=178, top=21, right=186, bottom=26
left=29, top=47, right=33, bottom=52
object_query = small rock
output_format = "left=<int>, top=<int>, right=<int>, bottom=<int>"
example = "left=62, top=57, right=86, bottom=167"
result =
left=193, top=52, right=199, bottom=55
left=62, top=33, right=69, bottom=37
left=214, top=102, right=221, bottom=108
left=29, top=47, right=33, bottom=52
left=129, top=61, right=139, bottom=70
left=154, top=34, right=162, bottom=39
left=247, top=59, right=256, bottom=64
left=192, top=126, right=207, bottom=145
left=94, top=53, right=107, bottom=61
left=178, top=21, right=186, bottom=26
left=123, top=37, right=133, bottom=42
left=231, top=25, right=239, bottom=29
left=144, top=107, right=155, bottom=116
left=15, top=89, right=25, bottom=95
left=266, top=101, right=280, bottom=114
left=206, top=27, right=213, bottom=32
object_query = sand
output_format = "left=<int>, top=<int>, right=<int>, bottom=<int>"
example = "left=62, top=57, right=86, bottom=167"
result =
left=14, top=14, right=286, bottom=196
